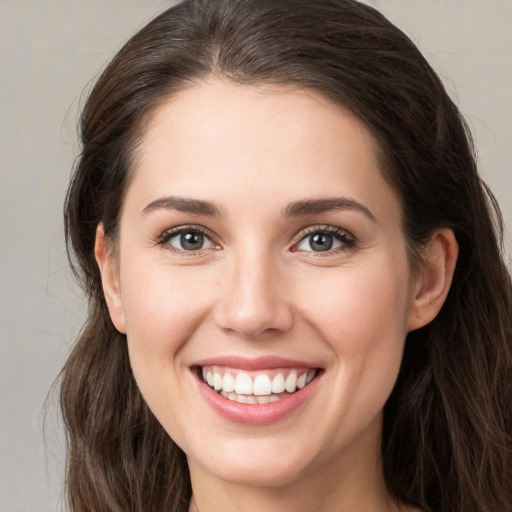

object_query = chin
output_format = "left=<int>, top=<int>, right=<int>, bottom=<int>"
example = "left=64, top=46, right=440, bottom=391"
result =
left=186, top=432, right=324, bottom=489
left=204, top=457, right=308, bottom=488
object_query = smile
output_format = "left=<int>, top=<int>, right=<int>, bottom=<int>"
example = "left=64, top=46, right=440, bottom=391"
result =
left=192, top=356, right=323, bottom=424
left=200, top=366, right=318, bottom=404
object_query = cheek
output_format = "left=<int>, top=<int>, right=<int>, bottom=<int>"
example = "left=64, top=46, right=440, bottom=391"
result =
left=299, top=259, right=411, bottom=414
left=117, top=256, right=217, bottom=445
left=120, top=256, right=212, bottom=348
left=117, top=253, right=217, bottom=410
left=301, top=261, right=411, bottom=347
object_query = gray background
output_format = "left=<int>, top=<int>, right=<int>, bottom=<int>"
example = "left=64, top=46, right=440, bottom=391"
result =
left=0, top=1, right=510, bottom=511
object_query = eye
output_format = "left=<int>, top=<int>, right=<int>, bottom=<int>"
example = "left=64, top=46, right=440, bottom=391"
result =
left=293, top=227, right=355, bottom=253
left=160, top=227, right=217, bottom=252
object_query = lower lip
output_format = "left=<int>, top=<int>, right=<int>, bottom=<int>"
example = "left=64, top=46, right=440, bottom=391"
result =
left=196, top=372, right=321, bottom=425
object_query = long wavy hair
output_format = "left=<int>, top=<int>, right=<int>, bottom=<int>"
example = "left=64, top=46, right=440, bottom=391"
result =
left=61, top=1, right=512, bottom=511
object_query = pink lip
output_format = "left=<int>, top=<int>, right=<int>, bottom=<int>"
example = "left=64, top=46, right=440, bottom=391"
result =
left=193, top=355, right=318, bottom=371
left=193, top=364, right=322, bottom=425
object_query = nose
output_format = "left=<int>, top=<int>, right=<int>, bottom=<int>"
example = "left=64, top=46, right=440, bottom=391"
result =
left=214, top=249, right=294, bottom=339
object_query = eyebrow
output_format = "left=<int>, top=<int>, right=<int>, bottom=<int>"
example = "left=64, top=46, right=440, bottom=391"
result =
left=142, top=196, right=221, bottom=216
left=284, top=197, right=376, bottom=222
left=142, top=195, right=376, bottom=222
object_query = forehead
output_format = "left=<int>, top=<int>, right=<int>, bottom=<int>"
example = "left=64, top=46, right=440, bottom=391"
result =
left=126, top=79, right=400, bottom=224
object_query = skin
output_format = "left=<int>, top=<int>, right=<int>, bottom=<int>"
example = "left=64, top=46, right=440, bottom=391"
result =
left=96, top=80, right=458, bottom=512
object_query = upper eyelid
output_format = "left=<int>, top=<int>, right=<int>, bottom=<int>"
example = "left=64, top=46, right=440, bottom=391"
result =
left=160, top=224, right=215, bottom=239
left=293, top=224, right=354, bottom=242
left=157, top=224, right=221, bottom=249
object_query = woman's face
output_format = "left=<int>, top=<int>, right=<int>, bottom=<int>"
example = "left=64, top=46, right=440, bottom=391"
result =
left=101, top=80, right=424, bottom=489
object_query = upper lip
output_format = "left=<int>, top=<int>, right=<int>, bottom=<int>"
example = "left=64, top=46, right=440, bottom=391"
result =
left=193, top=355, right=320, bottom=371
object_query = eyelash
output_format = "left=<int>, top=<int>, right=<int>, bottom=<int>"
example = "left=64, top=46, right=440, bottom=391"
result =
left=157, top=225, right=219, bottom=256
left=156, top=224, right=356, bottom=256
left=290, top=225, right=356, bottom=255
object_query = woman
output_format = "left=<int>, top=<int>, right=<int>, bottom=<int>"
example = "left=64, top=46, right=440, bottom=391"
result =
left=60, top=1, right=512, bottom=511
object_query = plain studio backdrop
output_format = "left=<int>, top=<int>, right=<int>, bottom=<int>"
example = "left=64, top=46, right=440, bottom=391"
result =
left=0, top=1, right=510, bottom=511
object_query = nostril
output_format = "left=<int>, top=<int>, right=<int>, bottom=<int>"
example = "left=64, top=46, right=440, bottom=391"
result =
left=212, top=266, right=294, bottom=338
left=214, top=303, right=295, bottom=339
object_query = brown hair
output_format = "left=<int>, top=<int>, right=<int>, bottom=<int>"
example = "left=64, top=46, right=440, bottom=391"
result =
left=61, top=1, right=512, bottom=511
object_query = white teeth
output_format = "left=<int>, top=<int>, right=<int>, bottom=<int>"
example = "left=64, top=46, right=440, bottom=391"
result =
left=253, top=374, right=272, bottom=396
left=234, top=372, right=253, bottom=395
left=271, top=373, right=285, bottom=393
left=202, top=367, right=318, bottom=400
left=222, top=373, right=235, bottom=392
left=220, top=390, right=238, bottom=401
left=213, top=372, right=223, bottom=390
left=297, top=373, right=307, bottom=389
left=285, top=372, right=298, bottom=393
left=220, top=391, right=287, bottom=404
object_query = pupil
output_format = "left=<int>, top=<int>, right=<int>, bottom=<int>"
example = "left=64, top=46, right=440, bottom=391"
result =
left=181, top=232, right=203, bottom=250
left=310, top=233, right=333, bottom=252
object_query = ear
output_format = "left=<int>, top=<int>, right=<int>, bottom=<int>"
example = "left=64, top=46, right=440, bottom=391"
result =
left=94, top=223, right=127, bottom=334
left=407, top=228, right=458, bottom=331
